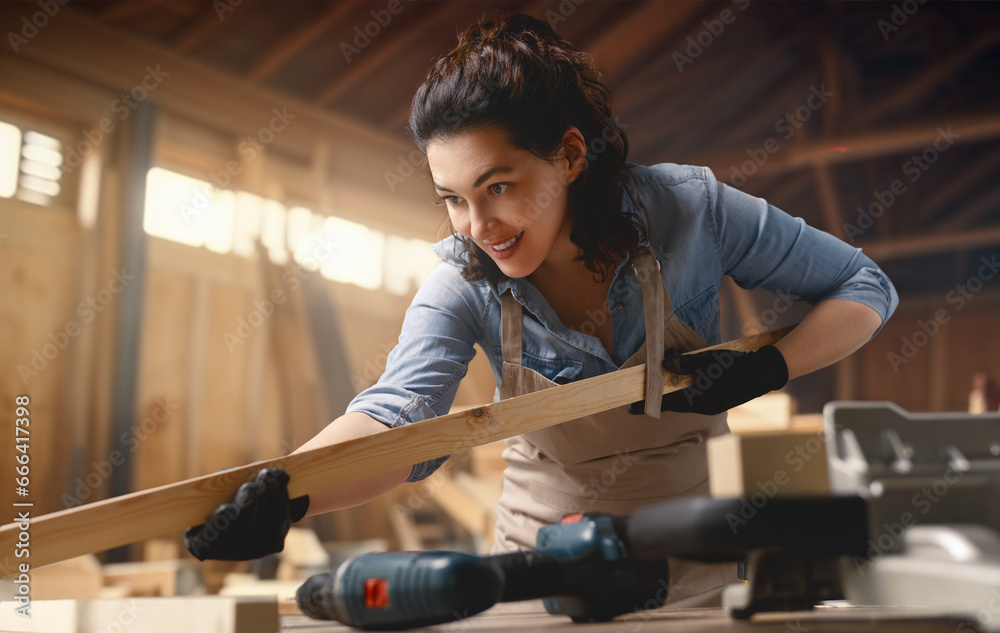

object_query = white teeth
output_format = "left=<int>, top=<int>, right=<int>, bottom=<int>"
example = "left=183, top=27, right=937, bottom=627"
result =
left=493, top=232, right=523, bottom=251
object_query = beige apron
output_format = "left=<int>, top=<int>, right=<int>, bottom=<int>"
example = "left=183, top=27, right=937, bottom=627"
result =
left=491, top=248, right=739, bottom=608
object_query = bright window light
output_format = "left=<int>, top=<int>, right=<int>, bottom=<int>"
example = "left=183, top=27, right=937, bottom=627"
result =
left=261, top=199, right=288, bottom=264
left=384, top=235, right=439, bottom=295
left=319, top=217, right=384, bottom=290
left=144, top=167, right=233, bottom=250
left=18, top=130, right=62, bottom=205
left=231, top=191, right=263, bottom=258
left=142, top=166, right=439, bottom=294
left=0, top=122, right=22, bottom=198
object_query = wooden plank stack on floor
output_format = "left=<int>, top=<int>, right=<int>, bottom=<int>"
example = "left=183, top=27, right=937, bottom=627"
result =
left=0, top=596, right=278, bottom=633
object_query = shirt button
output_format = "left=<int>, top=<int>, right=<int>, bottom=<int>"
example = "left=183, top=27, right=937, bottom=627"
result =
left=614, top=302, right=624, bottom=311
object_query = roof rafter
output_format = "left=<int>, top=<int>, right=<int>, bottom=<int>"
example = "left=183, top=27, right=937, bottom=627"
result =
left=245, top=0, right=362, bottom=84
left=694, top=114, right=1000, bottom=177
left=859, top=225, right=1000, bottom=261
left=859, top=28, right=1000, bottom=125
left=171, top=0, right=251, bottom=54
left=314, top=2, right=451, bottom=107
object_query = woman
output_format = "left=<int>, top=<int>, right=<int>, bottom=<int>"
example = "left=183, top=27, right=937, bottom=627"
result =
left=185, top=14, right=897, bottom=607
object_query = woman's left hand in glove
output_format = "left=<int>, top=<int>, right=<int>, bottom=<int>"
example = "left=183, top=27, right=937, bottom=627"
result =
left=628, top=345, right=789, bottom=416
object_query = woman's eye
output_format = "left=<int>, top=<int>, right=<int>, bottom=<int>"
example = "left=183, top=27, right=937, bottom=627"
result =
left=442, top=195, right=462, bottom=206
left=488, top=183, right=508, bottom=195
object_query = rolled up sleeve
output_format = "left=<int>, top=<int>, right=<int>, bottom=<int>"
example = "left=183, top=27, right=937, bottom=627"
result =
left=706, top=168, right=898, bottom=335
left=346, top=261, right=483, bottom=481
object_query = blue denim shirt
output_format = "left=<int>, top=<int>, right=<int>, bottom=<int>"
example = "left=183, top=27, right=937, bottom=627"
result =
left=346, top=163, right=899, bottom=482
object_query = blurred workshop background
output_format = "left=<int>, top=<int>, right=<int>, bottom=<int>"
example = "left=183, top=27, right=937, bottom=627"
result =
left=0, top=0, right=998, bottom=601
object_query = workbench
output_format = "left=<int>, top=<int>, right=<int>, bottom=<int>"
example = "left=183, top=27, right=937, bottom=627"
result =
left=278, top=600, right=977, bottom=632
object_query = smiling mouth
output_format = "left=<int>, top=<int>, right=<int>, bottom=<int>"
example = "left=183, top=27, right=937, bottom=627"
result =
left=492, top=232, right=523, bottom=252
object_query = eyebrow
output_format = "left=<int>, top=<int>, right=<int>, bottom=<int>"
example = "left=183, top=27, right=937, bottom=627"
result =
left=433, top=165, right=514, bottom=193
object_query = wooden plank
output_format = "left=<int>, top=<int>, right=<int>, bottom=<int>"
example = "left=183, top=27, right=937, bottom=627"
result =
left=0, top=327, right=792, bottom=573
left=725, top=392, right=794, bottom=433
left=219, top=579, right=304, bottom=615
left=707, top=429, right=831, bottom=499
left=0, top=595, right=278, bottom=633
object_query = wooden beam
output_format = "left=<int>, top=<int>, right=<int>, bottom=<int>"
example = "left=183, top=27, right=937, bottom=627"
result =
left=918, top=146, right=1000, bottom=225
left=99, top=1, right=160, bottom=22
left=588, top=1, right=704, bottom=81
left=812, top=162, right=845, bottom=238
left=859, top=28, right=1000, bottom=126
left=818, top=34, right=842, bottom=138
left=0, top=327, right=791, bottom=573
left=0, top=8, right=406, bottom=153
left=858, top=225, right=1000, bottom=261
left=246, top=0, right=361, bottom=83
left=172, top=0, right=251, bottom=54
left=938, top=187, right=1000, bottom=233
left=313, top=3, right=450, bottom=107
left=694, top=115, right=1000, bottom=177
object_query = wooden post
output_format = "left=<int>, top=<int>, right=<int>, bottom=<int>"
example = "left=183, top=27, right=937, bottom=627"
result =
left=0, top=326, right=792, bottom=573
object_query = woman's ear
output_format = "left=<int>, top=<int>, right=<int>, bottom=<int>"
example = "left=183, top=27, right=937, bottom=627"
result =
left=560, top=126, right=587, bottom=183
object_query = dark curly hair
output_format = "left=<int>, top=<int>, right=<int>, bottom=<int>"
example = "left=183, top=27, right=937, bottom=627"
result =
left=408, top=14, right=648, bottom=283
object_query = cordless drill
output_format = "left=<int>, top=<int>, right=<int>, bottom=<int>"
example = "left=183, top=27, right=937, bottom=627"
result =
left=296, top=495, right=869, bottom=630
left=295, top=513, right=671, bottom=630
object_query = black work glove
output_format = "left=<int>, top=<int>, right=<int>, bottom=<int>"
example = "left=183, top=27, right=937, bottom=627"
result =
left=184, top=467, right=309, bottom=561
left=628, top=345, right=788, bottom=417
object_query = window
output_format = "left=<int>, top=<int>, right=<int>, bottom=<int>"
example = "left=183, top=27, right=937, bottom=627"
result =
left=143, top=167, right=438, bottom=295
left=0, top=120, right=64, bottom=206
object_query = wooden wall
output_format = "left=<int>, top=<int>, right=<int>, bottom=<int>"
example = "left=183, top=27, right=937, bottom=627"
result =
left=0, top=22, right=495, bottom=558
left=847, top=290, right=1000, bottom=413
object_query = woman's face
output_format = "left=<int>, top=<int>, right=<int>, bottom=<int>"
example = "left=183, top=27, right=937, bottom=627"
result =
left=427, top=126, right=583, bottom=279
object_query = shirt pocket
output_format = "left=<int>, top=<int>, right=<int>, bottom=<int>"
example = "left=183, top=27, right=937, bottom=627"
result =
left=493, top=347, right=584, bottom=385
left=671, top=286, right=719, bottom=340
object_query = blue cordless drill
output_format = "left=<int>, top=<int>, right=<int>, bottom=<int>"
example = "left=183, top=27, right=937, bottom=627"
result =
left=295, top=513, right=670, bottom=629
left=295, top=495, right=869, bottom=630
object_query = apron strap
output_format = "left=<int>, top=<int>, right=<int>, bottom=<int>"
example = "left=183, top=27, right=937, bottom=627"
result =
left=633, top=248, right=666, bottom=419
left=500, top=289, right=523, bottom=366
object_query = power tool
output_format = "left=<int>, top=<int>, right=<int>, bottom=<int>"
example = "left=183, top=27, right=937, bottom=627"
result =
left=295, top=513, right=672, bottom=629
left=296, top=494, right=871, bottom=630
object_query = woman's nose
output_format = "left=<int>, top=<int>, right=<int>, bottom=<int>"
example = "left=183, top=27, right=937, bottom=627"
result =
left=469, top=204, right=498, bottom=240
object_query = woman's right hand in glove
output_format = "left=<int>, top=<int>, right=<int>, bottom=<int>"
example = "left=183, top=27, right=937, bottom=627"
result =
left=184, top=467, right=309, bottom=562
